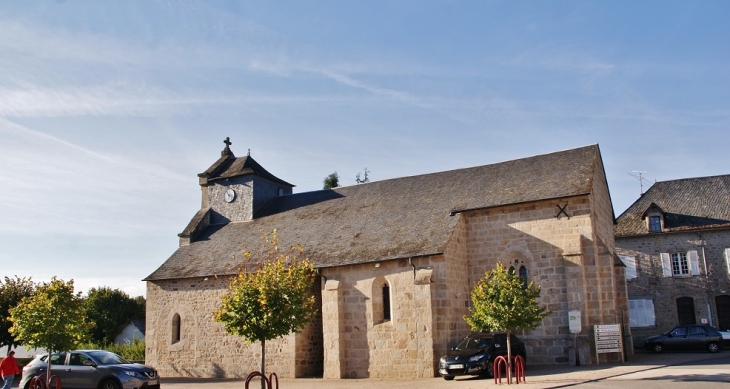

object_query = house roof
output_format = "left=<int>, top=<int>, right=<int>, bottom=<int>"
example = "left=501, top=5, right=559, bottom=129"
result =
left=615, top=174, right=730, bottom=237
left=145, top=144, right=603, bottom=281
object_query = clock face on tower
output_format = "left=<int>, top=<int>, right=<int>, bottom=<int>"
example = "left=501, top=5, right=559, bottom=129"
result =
left=224, top=188, right=236, bottom=203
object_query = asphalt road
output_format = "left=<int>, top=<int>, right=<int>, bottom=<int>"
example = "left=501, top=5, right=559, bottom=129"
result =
left=567, top=354, right=730, bottom=389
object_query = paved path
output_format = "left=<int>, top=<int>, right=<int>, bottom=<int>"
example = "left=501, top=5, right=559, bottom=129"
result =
left=161, top=350, right=730, bottom=389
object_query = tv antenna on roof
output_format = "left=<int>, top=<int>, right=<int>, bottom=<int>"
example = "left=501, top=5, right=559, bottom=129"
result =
left=628, top=171, right=652, bottom=196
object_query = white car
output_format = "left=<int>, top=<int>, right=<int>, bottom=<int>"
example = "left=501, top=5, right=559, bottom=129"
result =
left=719, top=330, right=730, bottom=347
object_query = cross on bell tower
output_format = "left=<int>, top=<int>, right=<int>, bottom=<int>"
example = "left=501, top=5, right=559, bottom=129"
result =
left=222, top=137, right=233, bottom=157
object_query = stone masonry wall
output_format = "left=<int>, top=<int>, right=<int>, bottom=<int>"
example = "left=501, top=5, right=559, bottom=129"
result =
left=207, top=176, right=254, bottom=223
left=206, top=176, right=292, bottom=224
left=320, top=258, right=438, bottom=379
left=616, top=229, right=730, bottom=346
left=460, top=195, right=621, bottom=365
left=434, top=217, right=472, bottom=369
left=146, top=277, right=299, bottom=378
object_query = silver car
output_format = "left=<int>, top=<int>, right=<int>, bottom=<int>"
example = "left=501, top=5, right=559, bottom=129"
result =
left=19, top=350, right=159, bottom=389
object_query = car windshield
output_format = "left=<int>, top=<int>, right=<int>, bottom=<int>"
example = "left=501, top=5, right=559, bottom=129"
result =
left=87, top=351, right=130, bottom=365
left=456, top=337, right=491, bottom=350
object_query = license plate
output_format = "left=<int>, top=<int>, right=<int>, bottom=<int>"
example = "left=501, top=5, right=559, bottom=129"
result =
left=449, top=364, right=464, bottom=369
left=148, top=380, right=158, bottom=385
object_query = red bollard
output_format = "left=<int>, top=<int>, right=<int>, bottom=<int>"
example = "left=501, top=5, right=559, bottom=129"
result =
left=493, top=355, right=509, bottom=384
left=29, top=375, right=62, bottom=389
left=513, top=355, right=525, bottom=384
left=244, top=371, right=279, bottom=389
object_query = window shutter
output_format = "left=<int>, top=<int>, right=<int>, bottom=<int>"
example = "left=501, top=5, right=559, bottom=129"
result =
left=688, top=250, right=700, bottom=276
left=620, top=256, right=637, bottom=280
left=660, top=253, right=672, bottom=277
left=725, top=248, right=730, bottom=274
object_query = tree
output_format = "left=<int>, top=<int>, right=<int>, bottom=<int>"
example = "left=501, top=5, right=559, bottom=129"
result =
left=464, top=263, right=550, bottom=381
left=9, top=277, right=90, bottom=388
left=84, top=287, right=146, bottom=345
left=214, top=230, right=317, bottom=389
left=323, top=172, right=339, bottom=189
left=0, top=276, right=36, bottom=354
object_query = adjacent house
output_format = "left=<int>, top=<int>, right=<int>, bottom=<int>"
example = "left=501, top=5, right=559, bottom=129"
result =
left=615, top=175, right=730, bottom=347
left=114, top=319, right=146, bottom=345
left=144, top=141, right=628, bottom=379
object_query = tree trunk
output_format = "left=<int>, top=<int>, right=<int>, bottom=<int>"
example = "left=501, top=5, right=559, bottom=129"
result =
left=506, top=330, right=512, bottom=383
left=47, top=348, right=53, bottom=389
left=260, top=338, right=266, bottom=389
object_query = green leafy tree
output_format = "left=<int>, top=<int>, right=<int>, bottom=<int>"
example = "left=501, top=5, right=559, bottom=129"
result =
left=323, top=172, right=340, bottom=189
left=464, top=263, right=550, bottom=380
left=9, top=277, right=90, bottom=387
left=0, top=276, right=36, bottom=354
left=214, top=230, right=317, bottom=389
left=85, top=287, right=146, bottom=345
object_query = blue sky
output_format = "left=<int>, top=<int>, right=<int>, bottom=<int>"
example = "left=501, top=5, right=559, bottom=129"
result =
left=1, top=1, right=728, bottom=297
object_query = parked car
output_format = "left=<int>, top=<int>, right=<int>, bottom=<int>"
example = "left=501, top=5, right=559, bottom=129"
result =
left=439, top=333, right=526, bottom=381
left=19, top=350, right=159, bottom=389
left=644, top=325, right=723, bottom=353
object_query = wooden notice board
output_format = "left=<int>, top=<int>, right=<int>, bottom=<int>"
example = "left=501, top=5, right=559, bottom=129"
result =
left=594, top=324, right=624, bottom=364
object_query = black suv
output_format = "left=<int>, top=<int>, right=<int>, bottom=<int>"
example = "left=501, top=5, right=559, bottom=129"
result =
left=644, top=324, right=724, bottom=353
left=439, top=333, right=526, bottom=381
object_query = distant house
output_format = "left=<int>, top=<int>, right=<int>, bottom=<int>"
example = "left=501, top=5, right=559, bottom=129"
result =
left=144, top=141, right=628, bottom=379
left=0, top=345, right=46, bottom=359
left=114, top=319, right=146, bottom=345
left=615, top=175, right=730, bottom=346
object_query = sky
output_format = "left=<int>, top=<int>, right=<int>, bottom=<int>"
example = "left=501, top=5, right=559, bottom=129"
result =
left=1, top=1, right=728, bottom=298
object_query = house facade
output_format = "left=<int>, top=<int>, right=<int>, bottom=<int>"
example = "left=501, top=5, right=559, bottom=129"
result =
left=615, top=175, right=730, bottom=347
left=144, top=141, right=629, bottom=379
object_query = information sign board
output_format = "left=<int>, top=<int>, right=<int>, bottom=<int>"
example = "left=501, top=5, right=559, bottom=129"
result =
left=594, top=324, right=623, bottom=362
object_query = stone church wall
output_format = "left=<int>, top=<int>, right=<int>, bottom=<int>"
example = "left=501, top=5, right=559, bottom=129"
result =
left=146, top=277, right=300, bottom=378
left=457, top=194, right=623, bottom=365
left=320, top=256, right=440, bottom=379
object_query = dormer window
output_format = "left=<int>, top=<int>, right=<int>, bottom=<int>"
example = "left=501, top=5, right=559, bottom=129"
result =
left=642, top=203, right=665, bottom=233
left=649, top=216, right=661, bottom=232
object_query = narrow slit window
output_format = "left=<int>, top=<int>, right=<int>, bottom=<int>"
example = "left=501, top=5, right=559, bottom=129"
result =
left=382, top=284, right=391, bottom=321
left=172, top=313, right=181, bottom=344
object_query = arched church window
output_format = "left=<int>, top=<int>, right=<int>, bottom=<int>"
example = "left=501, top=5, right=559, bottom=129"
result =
left=383, top=284, right=391, bottom=321
left=519, top=266, right=528, bottom=287
left=508, top=266, right=516, bottom=275
left=171, top=313, right=181, bottom=344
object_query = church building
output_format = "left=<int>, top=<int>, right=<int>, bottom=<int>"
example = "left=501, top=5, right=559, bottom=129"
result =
left=144, top=140, right=629, bottom=379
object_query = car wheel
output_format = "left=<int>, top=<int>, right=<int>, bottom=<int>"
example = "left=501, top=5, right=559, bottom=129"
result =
left=485, top=359, right=495, bottom=378
left=652, top=343, right=664, bottom=353
left=442, top=375, right=454, bottom=381
left=707, top=342, right=720, bottom=353
left=99, top=379, right=121, bottom=389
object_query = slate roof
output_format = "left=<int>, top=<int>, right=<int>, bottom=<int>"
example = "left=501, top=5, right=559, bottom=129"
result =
left=199, top=145, right=294, bottom=187
left=145, top=145, right=604, bottom=281
left=615, top=174, right=730, bottom=237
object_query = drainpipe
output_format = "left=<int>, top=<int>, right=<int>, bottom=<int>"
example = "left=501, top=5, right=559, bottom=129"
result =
left=698, top=233, right=714, bottom=327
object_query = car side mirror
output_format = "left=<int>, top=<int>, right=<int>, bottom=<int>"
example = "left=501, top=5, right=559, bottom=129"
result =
left=83, top=360, right=96, bottom=367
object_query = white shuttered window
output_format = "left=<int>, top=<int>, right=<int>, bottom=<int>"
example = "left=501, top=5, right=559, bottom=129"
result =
left=620, top=256, right=637, bottom=280
left=660, top=250, right=699, bottom=277
left=629, top=299, right=656, bottom=327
